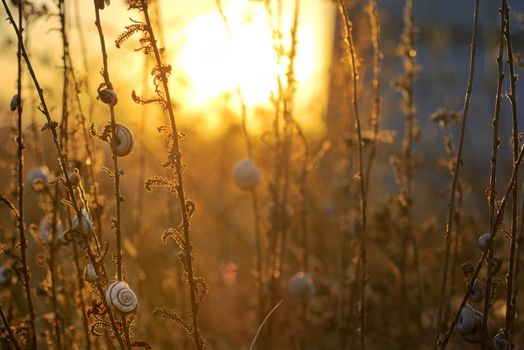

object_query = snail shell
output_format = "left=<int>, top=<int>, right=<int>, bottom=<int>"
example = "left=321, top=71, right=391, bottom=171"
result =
left=468, top=279, right=485, bottom=303
left=72, top=209, right=94, bottom=235
left=26, top=166, right=49, bottom=190
left=266, top=202, right=295, bottom=229
left=10, top=94, right=19, bottom=111
left=113, top=124, right=134, bottom=157
left=233, top=159, right=261, bottom=190
left=493, top=330, right=509, bottom=350
left=0, top=266, right=12, bottom=287
left=38, top=217, right=65, bottom=243
left=456, top=304, right=478, bottom=334
left=98, top=88, right=118, bottom=106
left=288, top=272, right=315, bottom=302
left=105, top=281, right=138, bottom=314
left=83, top=264, right=98, bottom=283
left=462, top=318, right=482, bottom=343
left=478, top=233, right=493, bottom=252
left=68, top=169, right=81, bottom=187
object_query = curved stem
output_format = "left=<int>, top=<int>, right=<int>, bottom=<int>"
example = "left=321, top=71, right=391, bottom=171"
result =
left=140, top=1, right=204, bottom=348
left=434, top=0, right=479, bottom=346
left=337, top=2, right=367, bottom=348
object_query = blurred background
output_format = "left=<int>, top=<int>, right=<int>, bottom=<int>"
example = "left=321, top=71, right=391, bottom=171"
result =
left=1, top=0, right=524, bottom=348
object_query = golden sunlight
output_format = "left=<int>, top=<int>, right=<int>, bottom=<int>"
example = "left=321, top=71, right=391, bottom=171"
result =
left=171, top=0, right=336, bottom=135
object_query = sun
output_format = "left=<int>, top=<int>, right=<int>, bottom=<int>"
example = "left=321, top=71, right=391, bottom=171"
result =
left=172, top=0, right=336, bottom=135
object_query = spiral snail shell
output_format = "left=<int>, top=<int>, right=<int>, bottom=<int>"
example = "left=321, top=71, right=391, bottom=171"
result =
left=84, top=264, right=98, bottom=283
left=26, top=166, right=49, bottom=190
left=98, top=88, right=118, bottom=106
left=68, top=169, right=81, bottom=187
left=456, top=304, right=478, bottom=334
left=478, top=233, right=493, bottom=252
left=468, top=279, right=485, bottom=303
left=38, top=217, right=65, bottom=243
left=72, top=209, right=94, bottom=235
left=105, top=281, right=138, bottom=314
left=10, top=94, right=19, bottom=111
left=288, top=272, right=315, bottom=303
left=113, top=124, right=134, bottom=157
left=266, top=202, right=295, bottom=229
left=233, top=159, right=261, bottom=190
left=493, top=330, right=509, bottom=350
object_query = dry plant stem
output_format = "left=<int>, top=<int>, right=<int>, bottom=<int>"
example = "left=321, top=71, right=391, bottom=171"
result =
left=434, top=0, right=479, bottom=345
left=364, top=0, right=381, bottom=192
left=510, top=184, right=524, bottom=336
left=249, top=299, right=284, bottom=350
left=337, top=2, right=367, bottom=349
left=214, top=2, right=264, bottom=323
left=48, top=186, right=63, bottom=349
left=14, top=4, right=37, bottom=348
left=67, top=54, right=104, bottom=240
left=140, top=1, right=204, bottom=348
left=71, top=239, right=92, bottom=350
left=0, top=304, right=21, bottom=350
left=276, top=0, right=299, bottom=283
left=0, top=3, right=127, bottom=347
left=92, top=5, right=130, bottom=343
left=92, top=0, right=124, bottom=283
left=397, top=0, right=423, bottom=334
left=482, top=1, right=506, bottom=345
left=503, top=0, right=519, bottom=337
left=438, top=143, right=524, bottom=349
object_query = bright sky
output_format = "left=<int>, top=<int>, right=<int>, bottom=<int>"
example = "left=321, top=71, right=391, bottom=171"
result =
left=0, top=0, right=336, bottom=137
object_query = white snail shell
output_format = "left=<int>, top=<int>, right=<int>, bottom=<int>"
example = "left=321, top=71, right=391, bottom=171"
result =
left=0, top=266, right=12, bottom=287
left=266, top=202, right=295, bottom=229
left=493, top=331, right=509, bottom=350
left=478, top=233, right=493, bottom=252
left=83, top=264, right=98, bottom=283
left=26, top=166, right=49, bottom=190
left=98, top=88, right=118, bottom=106
left=233, top=159, right=261, bottom=190
left=456, top=304, right=478, bottom=334
left=72, top=209, right=94, bottom=235
left=113, top=124, right=134, bottom=157
left=288, top=272, right=315, bottom=302
left=105, top=281, right=138, bottom=314
left=468, top=279, right=485, bottom=303
left=38, top=217, right=65, bottom=243
left=68, top=169, right=81, bottom=187
left=10, top=94, right=19, bottom=111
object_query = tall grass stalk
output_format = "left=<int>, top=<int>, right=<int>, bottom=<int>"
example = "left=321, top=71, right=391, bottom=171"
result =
left=364, top=0, right=381, bottom=193
left=134, top=0, right=205, bottom=347
left=92, top=0, right=125, bottom=283
left=481, top=2, right=506, bottom=346
left=434, top=0, right=480, bottom=346
left=14, top=2, right=37, bottom=347
left=503, top=0, right=519, bottom=341
left=337, top=1, right=367, bottom=348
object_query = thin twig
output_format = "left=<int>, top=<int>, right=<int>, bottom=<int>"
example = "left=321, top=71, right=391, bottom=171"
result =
left=140, top=1, right=205, bottom=348
left=337, top=1, right=367, bottom=348
left=249, top=299, right=284, bottom=350
left=434, top=0, right=480, bottom=346
left=503, top=0, right=519, bottom=339
left=0, top=304, right=21, bottom=350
